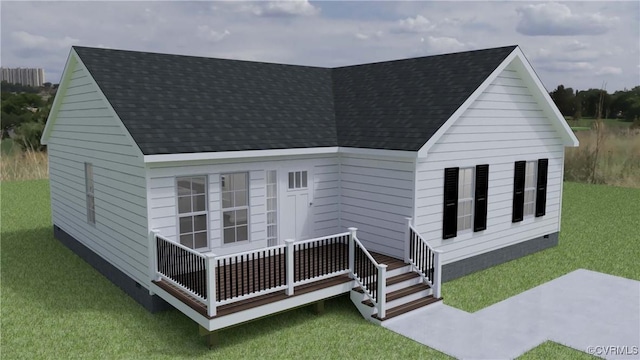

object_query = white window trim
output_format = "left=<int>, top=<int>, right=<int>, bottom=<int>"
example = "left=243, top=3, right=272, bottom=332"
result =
left=457, top=167, right=474, bottom=234
left=85, top=162, right=95, bottom=225
left=523, top=161, right=537, bottom=218
left=176, top=176, right=209, bottom=250
left=221, top=172, right=250, bottom=245
left=266, top=170, right=278, bottom=247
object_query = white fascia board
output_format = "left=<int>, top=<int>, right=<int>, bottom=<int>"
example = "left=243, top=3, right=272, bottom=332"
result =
left=417, top=48, right=520, bottom=158
left=41, top=50, right=77, bottom=145
left=144, top=147, right=340, bottom=163
left=510, top=48, right=579, bottom=147
left=337, top=146, right=417, bottom=159
left=143, top=146, right=416, bottom=164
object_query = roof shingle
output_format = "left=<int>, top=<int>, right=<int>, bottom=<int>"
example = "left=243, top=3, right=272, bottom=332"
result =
left=72, top=45, right=516, bottom=155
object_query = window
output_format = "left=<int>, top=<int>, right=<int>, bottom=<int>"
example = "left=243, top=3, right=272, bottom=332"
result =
left=443, top=165, right=489, bottom=239
left=221, top=173, right=248, bottom=244
left=266, top=170, right=278, bottom=247
left=288, top=171, right=307, bottom=190
left=457, top=168, right=474, bottom=232
left=85, top=163, right=95, bottom=224
left=523, top=161, right=537, bottom=217
left=177, top=176, right=208, bottom=249
left=513, top=158, right=548, bottom=222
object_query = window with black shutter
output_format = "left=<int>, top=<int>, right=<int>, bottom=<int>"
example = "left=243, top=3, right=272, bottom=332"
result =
left=474, top=164, right=489, bottom=231
left=512, top=161, right=526, bottom=222
left=535, top=159, right=548, bottom=217
left=443, top=167, right=459, bottom=239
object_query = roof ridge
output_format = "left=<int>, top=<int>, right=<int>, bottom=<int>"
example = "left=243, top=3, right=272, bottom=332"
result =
left=72, top=44, right=517, bottom=70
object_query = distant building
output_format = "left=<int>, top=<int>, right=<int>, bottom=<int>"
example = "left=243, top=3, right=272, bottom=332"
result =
left=0, top=67, right=45, bottom=87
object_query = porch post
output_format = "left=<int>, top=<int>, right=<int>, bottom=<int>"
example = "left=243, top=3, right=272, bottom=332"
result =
left=404, top=217, right=413, bottom=263
left=348, top=227, right=357, bottom=278
left=148, top=230, right=161, bottom=292
left=206, top=253, right=217, bottom=317
left=377, top=264, right=388, bottom=319
left=285, top=239, right=295, bottom=296
left=433, top=250, right=443, bottom=299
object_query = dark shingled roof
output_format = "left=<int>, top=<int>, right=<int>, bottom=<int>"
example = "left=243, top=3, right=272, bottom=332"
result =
left=72, top=45, right=517, bottom=155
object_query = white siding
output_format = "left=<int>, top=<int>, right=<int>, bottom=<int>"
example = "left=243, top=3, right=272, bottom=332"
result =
left=147, top=155, right=340, bottom=257
left=47, top=58, right=149, bottom=287
left=415, top=64, right=564, bottom=264
left=340, top=154, right=415, bottom=258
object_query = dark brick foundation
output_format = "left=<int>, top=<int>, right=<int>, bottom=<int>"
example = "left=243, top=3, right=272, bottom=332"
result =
left=441, top=232, right=559, bottom=282
left=53, top=225, right=172, bottom=313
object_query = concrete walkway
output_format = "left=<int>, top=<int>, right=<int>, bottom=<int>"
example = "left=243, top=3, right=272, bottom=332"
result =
left=384, top=269, right=640, bottom=359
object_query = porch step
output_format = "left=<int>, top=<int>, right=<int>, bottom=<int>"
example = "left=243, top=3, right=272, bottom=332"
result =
left=353, top=272, right=423, bottom=294
left=372, top=295, right=442, bottom=321
left=362, top=283, right=431, bottom=308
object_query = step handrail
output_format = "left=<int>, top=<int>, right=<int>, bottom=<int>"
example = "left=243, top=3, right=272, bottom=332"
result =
left=349, top=228, right=388, bottom=319
left=405, top=218, right=442, bottom=299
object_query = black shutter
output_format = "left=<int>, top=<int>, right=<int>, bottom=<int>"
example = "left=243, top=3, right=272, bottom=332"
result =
left=512, top=161, right=526, bottom=222
left=474, top=164, right=489, bottom=231
left=535, top=159, right=549, bottom=217
left=443, top=167, right=459, bottom=239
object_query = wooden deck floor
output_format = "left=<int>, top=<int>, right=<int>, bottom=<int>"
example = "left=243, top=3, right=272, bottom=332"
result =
left=154, top=250, right=405, bottom=320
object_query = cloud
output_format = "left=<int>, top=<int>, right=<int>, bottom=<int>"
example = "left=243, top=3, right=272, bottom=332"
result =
left=237, top=0, right=320, bottom=17
left=421, top=35, right=467, bottom=53
left=355, top=30, right=383, bottom=41
left=516, top=2, right=618, bottom=36
left=394, top=15, right=436, bottom=33
left=11, top=31, right=79, bottom=50
left=595, top=66, right=622, bottom=76
left=537, top=61, right=595, bottom=73
left=196, top=26, right=231, bottom=42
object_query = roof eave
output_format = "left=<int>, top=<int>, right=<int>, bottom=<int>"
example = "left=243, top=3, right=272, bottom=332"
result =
left=416, top=47, right=579, bottom=159
left=417, top=47, right=520, bottom=158
left=143, top=146, right=417, bottom=164
left=41, top=49, right=77, bottom=145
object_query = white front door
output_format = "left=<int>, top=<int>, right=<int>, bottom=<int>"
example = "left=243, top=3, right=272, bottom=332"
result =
left=281, top=169, right=313, bottom=241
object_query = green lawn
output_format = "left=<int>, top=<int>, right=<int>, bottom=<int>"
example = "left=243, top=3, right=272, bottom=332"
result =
left=565, top=117, right=632, bottom=129
left=2, top=180, right=638, bottom=359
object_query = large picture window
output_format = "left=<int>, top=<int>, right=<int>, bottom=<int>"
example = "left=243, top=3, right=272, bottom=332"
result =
left=221, top=173, right=249, bottom=244
left=177, top=176, right=208, bottom=249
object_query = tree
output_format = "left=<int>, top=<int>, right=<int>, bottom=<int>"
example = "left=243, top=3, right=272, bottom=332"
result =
left=14, top=121, right=46, bottom=151
left=549, top=85, right=575, bottom=116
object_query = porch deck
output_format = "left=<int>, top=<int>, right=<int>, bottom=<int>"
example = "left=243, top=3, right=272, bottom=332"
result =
left=153, top=249, right=405, bottom=320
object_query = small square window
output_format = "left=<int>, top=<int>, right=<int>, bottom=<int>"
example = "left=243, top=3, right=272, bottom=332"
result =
left=288, top=171, right=308, bottom=190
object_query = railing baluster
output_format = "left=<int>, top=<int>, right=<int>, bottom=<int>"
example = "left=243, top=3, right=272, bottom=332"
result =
left=226, top=257, right=230, bottom=300
left=268, top=249, right=272, bottom=289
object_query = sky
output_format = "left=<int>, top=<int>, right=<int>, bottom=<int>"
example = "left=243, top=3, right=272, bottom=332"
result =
left=1, top=1, right=638, bottom=93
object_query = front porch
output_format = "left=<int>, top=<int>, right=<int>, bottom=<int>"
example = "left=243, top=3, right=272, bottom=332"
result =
left=148, top=220, right=443, bottom=340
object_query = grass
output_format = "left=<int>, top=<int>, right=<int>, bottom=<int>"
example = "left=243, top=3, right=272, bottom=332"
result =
left=566, top=117, right=632, bottom=129
left=3, top=180, right=638, bottom=358
left=1, top=138, right=17, bottom=155
left=444, top=182, right=640, bottom=313
left=0, top=148, right=48, bottom=181
left=1, top=180, right=451, bottom=359
left=519, top=341, right=599, bottom=360
left=564, top=127, right=640, bottom=188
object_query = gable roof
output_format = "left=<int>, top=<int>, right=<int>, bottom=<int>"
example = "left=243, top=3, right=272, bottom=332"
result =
left=332, top=46, right=516, bottom=151
left=57, top=45, right=518, bottom=156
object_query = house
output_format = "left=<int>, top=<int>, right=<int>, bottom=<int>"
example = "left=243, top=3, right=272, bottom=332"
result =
left=41, top=45, right=578, bottom=344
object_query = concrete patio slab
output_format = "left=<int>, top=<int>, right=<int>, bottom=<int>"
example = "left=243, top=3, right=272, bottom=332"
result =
left=383, top=269, right=640, bottom=359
